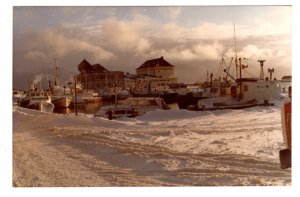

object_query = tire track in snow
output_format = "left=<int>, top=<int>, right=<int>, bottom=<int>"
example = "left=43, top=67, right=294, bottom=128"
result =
left=50, top=127, right=290, bottom=186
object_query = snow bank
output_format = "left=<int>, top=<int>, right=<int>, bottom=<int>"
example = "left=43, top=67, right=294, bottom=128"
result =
left=13, top=105, right=290, bottom=186
left=135, top=109, right=213, bottom=121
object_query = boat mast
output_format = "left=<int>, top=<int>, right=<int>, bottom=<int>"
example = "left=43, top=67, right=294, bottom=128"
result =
left=233, top=21, right=238, bottom=80
left=239, top=57, right=242, bottom=100
left=54, top=58, right=59, bottom=86
left=233, top=20, right=243, bottom=100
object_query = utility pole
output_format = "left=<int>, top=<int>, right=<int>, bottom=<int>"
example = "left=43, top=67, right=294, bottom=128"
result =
left=258, top=60, right=266, bottom=80
left=239, top=58, right=242, bottom=100
left=114, top=75, right=118, bottom=109
left=74, top=76, right=78, bottom=116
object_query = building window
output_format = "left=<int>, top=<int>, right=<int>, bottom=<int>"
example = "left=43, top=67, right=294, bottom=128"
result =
left=244, top=85, right=248, bottom=92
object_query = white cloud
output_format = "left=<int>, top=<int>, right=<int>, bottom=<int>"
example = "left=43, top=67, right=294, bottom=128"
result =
left=158, top=41, right=222, bottom=61
left=101, top=17, right=151, bottom=53
left=189, top=22, right=234, bottom=40
left=41, top=31, right=115, bottom=61
left=160, top=23, right=185, bottom=40
left=25, top=50, right=47, bottom=60
left=160, top=7, right=182, bottom=20
left=193, top=42, right=223, bottom=60
left=242, top=45, right=273, bottom=59
left=136, top=38, right=151, bottom=53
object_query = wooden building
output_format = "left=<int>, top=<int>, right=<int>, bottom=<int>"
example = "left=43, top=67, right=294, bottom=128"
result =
left=135, top=56, right=177, bottom=87
left=75, top=59, right=124, bottom=94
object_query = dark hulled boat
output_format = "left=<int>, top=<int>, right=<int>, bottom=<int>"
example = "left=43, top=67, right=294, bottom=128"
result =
left=176, top=92, right=202, bottom=109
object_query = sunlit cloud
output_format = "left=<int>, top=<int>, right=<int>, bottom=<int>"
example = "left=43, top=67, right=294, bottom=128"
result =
left=13, top=6, right=292, bottom=88
left=41, top=31, right=115, bottom=61
left=101, top=16, right=153, bottom=53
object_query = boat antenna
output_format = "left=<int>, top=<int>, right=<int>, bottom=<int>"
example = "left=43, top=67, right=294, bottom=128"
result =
left=233, top=19, right=243, bottom=100
left=217, top=40, right=227, bottom=81
left=268, top=68, right=274, bottom=80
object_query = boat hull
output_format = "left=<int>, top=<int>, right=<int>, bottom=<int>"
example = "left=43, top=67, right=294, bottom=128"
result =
left=83, top=97, right=102, bottom=103
left=176, top=93, right=201, bottom=109
left=52, top=96, right=72, bottom=108
left=28, top=101, right=55, bottom=113
left=71, top=95, right=102, bottom=104
left=189, top=101, right=256, bottom=111
left=159, top=92, right=178, bottom=104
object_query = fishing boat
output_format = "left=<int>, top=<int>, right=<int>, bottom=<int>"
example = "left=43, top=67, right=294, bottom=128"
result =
left=19, top=76, right=55, bottom=113
left=117, top=90, right=130, bottom=100
left=174, top=84, right=203, bottom=109
left=149, top=86, right=178, bottom=104
left=51, top=95, right=72, bottom=108
left=176, top=91, right=202, bottom=109
left=20, top=91, right=54, bottom=113
left=188, top=23, right=284, bottom=111
left=49, top=59, right=73, bottom=108
left=13, top=90, right=26, bottom=106
left=71, top=89, right=102, bottom=104
left=26, top=95, right=55, bottom=112
left=94, top=97, right=169, bottom=119
left=102, top=88, right=130, bottom=101
left=190, top=61, right=283, bottom=111
left=48, top=84, right=72, bottom=108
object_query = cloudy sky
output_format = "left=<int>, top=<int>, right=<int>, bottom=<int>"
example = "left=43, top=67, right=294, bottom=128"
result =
left=13, top=5, right=292, bottom=89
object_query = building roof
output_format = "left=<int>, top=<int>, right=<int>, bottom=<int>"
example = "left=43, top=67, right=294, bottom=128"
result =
left=281, top=76, right=292, bottom=80
left=78, top=59, right=92, bottom=73
left=91, top=63, right=108, bottom=73
left=78, top=59, right=108, bottom=73
left=136, top=56, right=174, bottom=70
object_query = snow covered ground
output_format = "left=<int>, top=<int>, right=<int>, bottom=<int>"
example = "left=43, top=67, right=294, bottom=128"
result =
left=13, top=105, right=291, bottom=186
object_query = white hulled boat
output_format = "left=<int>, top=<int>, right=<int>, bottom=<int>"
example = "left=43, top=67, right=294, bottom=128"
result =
left=20, top=89, right=54, bottom=113
left=192, top=64, right=284, bottom=111
left=190, top=23, right=288, bottom=111
left=27, top=95, right=55, bottom=113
